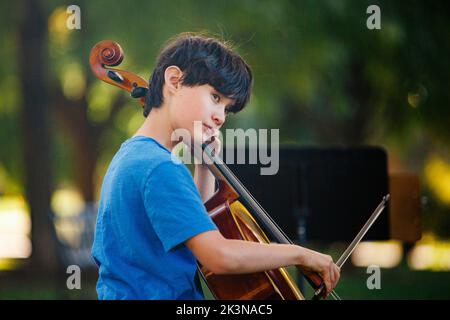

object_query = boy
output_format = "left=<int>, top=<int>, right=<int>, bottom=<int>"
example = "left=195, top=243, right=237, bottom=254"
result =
left=92, top=33, right=340, bottom=300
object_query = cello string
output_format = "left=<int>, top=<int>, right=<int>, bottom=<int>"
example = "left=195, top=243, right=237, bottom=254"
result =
left=202, top=143, right=293, bottom=244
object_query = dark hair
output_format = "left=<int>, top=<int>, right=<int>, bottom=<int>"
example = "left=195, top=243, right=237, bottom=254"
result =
left=144, top=32, right=253, bottom=117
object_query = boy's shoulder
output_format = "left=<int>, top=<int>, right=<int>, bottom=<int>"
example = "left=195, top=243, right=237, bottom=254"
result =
left=111, top=135, right=188, bottom=182
left=120, top=135, right=170, bottom=160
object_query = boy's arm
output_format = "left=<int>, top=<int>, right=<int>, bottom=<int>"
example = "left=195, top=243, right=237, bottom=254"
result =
left=186, top=230, right=340, bottom=297
left=194, top=164, right=216, bottom=202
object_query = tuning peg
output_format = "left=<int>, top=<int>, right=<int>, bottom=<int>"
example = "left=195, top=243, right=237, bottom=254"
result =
left=131, top=86, right=148, bottom=98
left=107, top=70, right=124, bottom=83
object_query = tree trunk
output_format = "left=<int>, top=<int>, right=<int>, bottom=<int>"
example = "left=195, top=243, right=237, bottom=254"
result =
left=50, top=89, right=127, bottom=204
left=17, top=0, right=60, bottom=272
left=49, top=91, right=101, bottom=203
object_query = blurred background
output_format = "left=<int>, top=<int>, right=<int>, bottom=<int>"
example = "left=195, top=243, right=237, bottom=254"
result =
left=0, top=0, right=449, bottom=299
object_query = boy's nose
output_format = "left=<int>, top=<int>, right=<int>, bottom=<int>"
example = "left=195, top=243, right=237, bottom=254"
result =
left=212, top=111, right=225, bottom=127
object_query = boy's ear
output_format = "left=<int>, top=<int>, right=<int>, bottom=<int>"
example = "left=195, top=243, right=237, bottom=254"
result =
left=164, top=66, right=183, bottom=94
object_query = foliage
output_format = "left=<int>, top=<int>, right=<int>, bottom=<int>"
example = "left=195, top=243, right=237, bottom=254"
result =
left=0, top=0, right=448, bottom=234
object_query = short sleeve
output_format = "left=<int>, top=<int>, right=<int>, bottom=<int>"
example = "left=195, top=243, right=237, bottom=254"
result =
left=143, top=161, right=218, bottom=252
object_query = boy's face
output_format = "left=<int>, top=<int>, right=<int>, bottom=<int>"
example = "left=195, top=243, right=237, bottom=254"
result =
left=168, top=83, right=235, bottom=145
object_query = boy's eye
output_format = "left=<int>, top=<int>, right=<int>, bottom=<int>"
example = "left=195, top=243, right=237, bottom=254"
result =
left=212, top=93, right=220, bottom=103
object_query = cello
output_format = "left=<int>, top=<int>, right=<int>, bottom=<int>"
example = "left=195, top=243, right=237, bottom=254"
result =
left=90, top=40, right=389, bottom=300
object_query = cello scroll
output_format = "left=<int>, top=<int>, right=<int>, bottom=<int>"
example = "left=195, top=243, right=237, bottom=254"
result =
left=89, top=40, right=149, bottom=106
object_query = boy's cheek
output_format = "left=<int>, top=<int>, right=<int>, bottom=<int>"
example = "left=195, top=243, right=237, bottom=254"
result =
left=172, top=103, right=196, bottom=127
left=179, top=100, right=203, bottom=121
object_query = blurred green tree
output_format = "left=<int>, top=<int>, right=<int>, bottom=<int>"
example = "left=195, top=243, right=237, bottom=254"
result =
left=0, top=0, right=449, bottom=271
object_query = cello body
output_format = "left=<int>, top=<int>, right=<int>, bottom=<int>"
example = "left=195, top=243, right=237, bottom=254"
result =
left=202, top=202, right=304, bottom=300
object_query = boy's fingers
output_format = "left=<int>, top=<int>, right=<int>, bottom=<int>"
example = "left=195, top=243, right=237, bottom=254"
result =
left=330, top=264, right=335, bottom=286
left=323, top=274, right=332, bottom=297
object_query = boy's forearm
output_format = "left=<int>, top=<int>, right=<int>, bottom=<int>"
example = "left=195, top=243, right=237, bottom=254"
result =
left=219, top=239, right=308, bottom=274
left=194, top=164, right=216, bottom=202
left=192, top=167, right=310, bottom=273
left=213, top=238, right=339, bottom=296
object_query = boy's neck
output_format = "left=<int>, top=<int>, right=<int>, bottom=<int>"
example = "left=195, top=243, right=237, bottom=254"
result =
left=133, top=105, right=176, bottom=152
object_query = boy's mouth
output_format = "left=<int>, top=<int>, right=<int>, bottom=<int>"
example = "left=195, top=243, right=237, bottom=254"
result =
left=202, top=124, right=215, bottom=137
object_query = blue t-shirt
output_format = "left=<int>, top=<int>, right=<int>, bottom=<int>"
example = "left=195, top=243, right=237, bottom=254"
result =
left=91, top=135, right=217, bottom=299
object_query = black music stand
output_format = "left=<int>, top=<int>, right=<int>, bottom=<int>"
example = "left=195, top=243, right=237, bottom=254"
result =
left=221, top=145, right=390, bottom=291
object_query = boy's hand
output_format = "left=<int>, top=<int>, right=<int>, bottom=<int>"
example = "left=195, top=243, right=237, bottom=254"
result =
left=193, top=131, right=220, bottom=201
left=296, top=248, right=340, bottom=298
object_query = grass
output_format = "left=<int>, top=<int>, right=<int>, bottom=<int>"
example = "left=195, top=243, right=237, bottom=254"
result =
left=1, top=263, right=449, bottom=300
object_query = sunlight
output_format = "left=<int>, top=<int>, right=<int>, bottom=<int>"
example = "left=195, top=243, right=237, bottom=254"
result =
left=424, top=154, right=450, bottom=205
left=0, top=196, right=31, bottom=260
left=408, top=233, right=450, bottom=271
left=87, top=81, right=118, bottom=123
left=60, top=61, right=86, bottom=101
left=351, top=241, right=403, bottom=268
left=48, top=7, right=70, bottom=45
left=51, top=187, right=85, bottom=217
